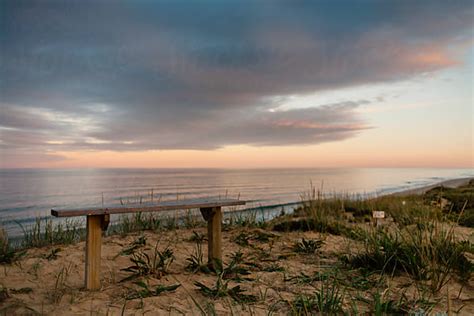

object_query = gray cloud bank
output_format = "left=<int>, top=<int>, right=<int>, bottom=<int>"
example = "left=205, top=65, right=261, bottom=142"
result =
left=0, top=0, right=472, bottom=165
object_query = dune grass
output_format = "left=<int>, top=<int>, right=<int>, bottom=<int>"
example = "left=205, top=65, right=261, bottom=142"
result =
left=289, top=276, right=344, bottom=315
left=0, top=227, right=24, bottom=264
left=1, top=182, right=473, bottom=314
left=344, top=223, right=472, bottom=292
left=19, top=217, right=85, bottom=248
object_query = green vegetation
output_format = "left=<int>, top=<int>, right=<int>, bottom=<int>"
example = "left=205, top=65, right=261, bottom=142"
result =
left=42, top=247, right=61, bottom=261
left=357, top=288, right=436, bottom=315
left=226, top=210, right=268, bottom=229
left=285, top=269, right=335, bottom=285
left=344, top=223, right=472, bottom=292
left=1, top=180, right=473, bottom=314
left=47, top=264, right=72, bottom=304
left=261, top=262, right=285, bottom=272
left=290, top=277, right=344, bottom=315
left=0, top=285, right=9, bottom=303
left=112, top=212, right=164, bottom=236
left=9, top=287, right=33, bottom=294
left=20, top=218, right=84, bottom=248
left=293, top=237, right=324, bottom=254
left=116, top=235, right=147, bottom=257
left=221, top=251, right=252, bottom=281
left=0, top=227, right=25, bottom=264
left=186, top=231, right=210, bottom=273
left=194, top=274, right=257, bottom=303
left=424, top=180, right=474, bottom=227
left=126, top=280, right=180, bottom=299
left=121, top=244, right=175, bottom=282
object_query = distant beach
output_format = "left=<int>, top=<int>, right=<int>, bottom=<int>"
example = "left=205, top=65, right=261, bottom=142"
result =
left=0, top=168, right=473, bottom=237
left=1, top=171, right=473, bottom=315
left=392, top=177, right=474, bottom=196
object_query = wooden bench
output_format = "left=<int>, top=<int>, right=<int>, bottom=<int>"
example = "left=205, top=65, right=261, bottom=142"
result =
left=51, top=197, right=246, bottom=290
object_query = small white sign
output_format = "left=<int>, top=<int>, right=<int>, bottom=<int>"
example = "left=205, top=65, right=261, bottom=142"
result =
left=372, top=211, right=385, bottom=219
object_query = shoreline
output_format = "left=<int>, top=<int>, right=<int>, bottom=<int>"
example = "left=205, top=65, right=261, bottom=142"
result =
left=1, top=178, right=473, bottom=315
left=1, top=176, right=473, bottom=314
left=3, top=176, right=473, bottom=239
left=390, top=177, right=473, bottom=196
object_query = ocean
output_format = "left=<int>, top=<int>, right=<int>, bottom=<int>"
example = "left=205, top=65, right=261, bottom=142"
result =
left=0, top=168, right=472, bottom=237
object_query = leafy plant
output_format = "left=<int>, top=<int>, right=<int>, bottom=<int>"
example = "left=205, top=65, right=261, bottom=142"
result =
left=186, top=233, right=211, bottom=274
left=222, top=251, right=252, bottom=281
left=42, top=248, right=61, bottom=261
left=116, top=235, right=147, bottom=257
left=293, top=238, right=324, bottom=254
left=232, top=230, right=277, bottom=247
left=194, top=274, right=257, bottom=303
left=251, top=230, right=277, bottom=243
left=187, top=231, right=207, bottom=243
left=233, top=232, right=251, bottom=247
left=9, top=287, right=33, bottom=294
left=121, top=244, right=174, bottom=282
left=126, top=280, right=180, bottom=299
left=262, top=263, right=285, bottom=272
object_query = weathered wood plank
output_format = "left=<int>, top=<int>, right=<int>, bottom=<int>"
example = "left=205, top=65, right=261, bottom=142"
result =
left=85, top=215, right=103, bottom=290
left=201, top=207, right=222, bottom=266
left=51, top=197, right=245, bottom=218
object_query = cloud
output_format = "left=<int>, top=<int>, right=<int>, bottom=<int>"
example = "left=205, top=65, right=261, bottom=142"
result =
left=0, top=101, right=369, bottom=152
left=0, top=0, right=472, bottom=165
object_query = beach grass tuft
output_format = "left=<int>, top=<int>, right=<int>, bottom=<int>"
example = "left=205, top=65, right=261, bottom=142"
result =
left=0, top=227, right=25, bottom=264
left=186, top=231, right=210, bottom=274
left=289, top=277, right=344, bottom=315
left=19, top=217, right=85, bottom=248
left=194, top=273, right=257, bottom=303
left=126, top=280, right=181, bottom=300
left=344, top=223, right=472, bottom=292
left=121, top=243, right=175, bottom=282
left=293, top=237, right=324, bottom=254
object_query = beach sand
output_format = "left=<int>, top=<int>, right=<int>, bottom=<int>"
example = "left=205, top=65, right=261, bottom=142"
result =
left=393, top=177, right=474, bottom=196
left=1, top=178, right=473, bottom=315
left=1, top=228, right=354, bottom=315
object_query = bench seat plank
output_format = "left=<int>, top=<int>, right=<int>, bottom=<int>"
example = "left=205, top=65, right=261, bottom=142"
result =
left=51, top=197, right=245, bottom=217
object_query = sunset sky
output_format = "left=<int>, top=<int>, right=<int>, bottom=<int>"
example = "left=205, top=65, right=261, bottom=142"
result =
left=1, top=0, right=473, bottom=169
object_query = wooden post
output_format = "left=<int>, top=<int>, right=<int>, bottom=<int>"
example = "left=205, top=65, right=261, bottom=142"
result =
left=85, top=215, right=103, bottom=290
left=200, top=207, right=222, bottom=266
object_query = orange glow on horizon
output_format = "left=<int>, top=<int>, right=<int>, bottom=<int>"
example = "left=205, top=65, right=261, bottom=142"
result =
left=25, top=143, right=473, bottom=169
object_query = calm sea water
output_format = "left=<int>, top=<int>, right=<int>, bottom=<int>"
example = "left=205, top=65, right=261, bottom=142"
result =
left=0, top=168, right=472, bottom=237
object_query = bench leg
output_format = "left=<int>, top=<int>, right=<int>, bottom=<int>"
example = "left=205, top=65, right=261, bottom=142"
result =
left=85, top=215, right=103, bottom=290
left=200, top=207, right=222, bottom=267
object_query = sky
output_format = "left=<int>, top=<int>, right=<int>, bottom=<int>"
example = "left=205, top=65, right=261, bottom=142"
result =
left=0, top=0, right=473, bottom=169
